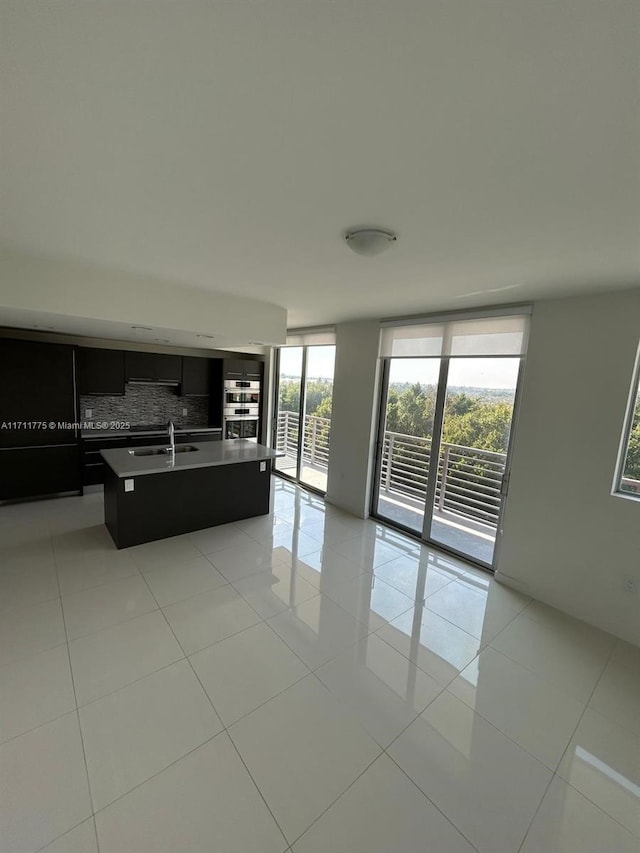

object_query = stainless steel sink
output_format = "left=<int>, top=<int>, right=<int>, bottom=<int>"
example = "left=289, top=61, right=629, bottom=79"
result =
left=129, top=445, right=198, bottom=457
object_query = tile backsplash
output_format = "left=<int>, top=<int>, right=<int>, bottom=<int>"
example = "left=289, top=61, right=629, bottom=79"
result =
left=80, top=384, right=210, bottom=427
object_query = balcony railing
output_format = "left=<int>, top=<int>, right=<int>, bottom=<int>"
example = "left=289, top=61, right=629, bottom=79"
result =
left=380, top=431, right=506, bottom=528
left=276, top=411, right=506, bottom=528
left=276, top=410, right=331, bottom=470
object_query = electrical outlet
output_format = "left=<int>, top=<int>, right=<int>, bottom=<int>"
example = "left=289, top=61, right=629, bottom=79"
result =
left=623, top=577, right=638, bottom=593
left=182, top=408, right=188, bottom=416
left=85, top=408, right=92, bottom=418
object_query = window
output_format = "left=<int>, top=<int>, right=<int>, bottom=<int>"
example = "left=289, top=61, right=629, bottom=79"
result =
left=273, top=328, right=336, bottom=494
left=615, top=346, right=640, bottom=498
left=373, top=309, right=529, bottom=567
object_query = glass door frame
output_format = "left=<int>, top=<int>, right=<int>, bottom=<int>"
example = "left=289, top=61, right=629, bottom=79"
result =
left=371, top=353, right=526, bottom=571
left=272, top=346, right=330, bottom=497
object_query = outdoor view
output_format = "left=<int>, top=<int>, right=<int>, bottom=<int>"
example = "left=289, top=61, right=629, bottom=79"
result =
left=620, top=386, right=640, bottom=495
left=275, top=345, right=336, bottom=492
left=376, top=357, right=520, bottom=564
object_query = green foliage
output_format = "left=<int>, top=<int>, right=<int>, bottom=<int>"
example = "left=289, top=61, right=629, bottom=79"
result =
left=622, top=398, right=640, bottom=482
left=385, top=383, right=513, bottom=454
left=442, top=401, right=513, bottom=453
left=278, top=378, right=334, bottom=416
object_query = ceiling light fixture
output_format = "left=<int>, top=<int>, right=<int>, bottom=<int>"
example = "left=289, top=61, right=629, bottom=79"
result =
left=131, top=325, right=153, bottom=331
left=344, top=228, right=397, bottom=257
left=196, top=334, right=216, bottom=339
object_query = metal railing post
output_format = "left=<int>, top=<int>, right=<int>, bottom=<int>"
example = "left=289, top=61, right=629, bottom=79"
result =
left=385, top=434, right=394, bottom=490
left=439, top=443, right=451, bottom=511
left=310, top=417, right=317, bottom=464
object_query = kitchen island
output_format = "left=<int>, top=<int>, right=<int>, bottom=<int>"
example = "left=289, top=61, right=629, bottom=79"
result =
left=101, top=440, right=282, bottom=548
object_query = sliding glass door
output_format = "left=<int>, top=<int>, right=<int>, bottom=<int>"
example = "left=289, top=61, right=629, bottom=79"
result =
left=428, top=357, right=520, bottom=565
left=274, top=342, right=336, bottom=494
left=373, top=313, right=528, bottom=568
left=274, top=347, right=303, bottom=478
left=374, top=358, right=441, bottom=535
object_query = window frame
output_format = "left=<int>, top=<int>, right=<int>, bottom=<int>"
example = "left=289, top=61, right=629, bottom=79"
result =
left=613, top=341, right=640, bottom=501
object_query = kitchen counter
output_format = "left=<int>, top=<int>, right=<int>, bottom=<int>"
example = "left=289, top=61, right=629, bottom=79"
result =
left=101, top=441, right=283, bottom=548
left=101, top=440, right=281, bottom=478
left=82, top=424, right=221, bottom=439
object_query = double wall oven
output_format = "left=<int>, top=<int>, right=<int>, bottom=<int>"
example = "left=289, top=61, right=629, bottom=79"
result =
left=223, top=379, right=261, bottom=440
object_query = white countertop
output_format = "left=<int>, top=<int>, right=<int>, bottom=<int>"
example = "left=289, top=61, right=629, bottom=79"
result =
left=101, top=440, right=282, bottom=478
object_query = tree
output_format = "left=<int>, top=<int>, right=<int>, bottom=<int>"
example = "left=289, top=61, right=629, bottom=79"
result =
left=442, top=401, right=513, bottom=453
left=622, top=399, right=640, bottom=482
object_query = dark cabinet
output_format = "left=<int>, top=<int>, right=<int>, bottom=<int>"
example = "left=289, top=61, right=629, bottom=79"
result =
left=0, top=339, right=77, bottom=448
left=223, top=358, right=263, bottom=380
left=81, top=437, right=129, bottom=486
left=155, top=354, right=182, bottom=382
left=182, top=357, right=210, bottom=396
left=124, top=351, right=157, bottom=381
left=0, top=445, right=81, bottom=500
left=243, top=361, right=263, bottom=380
left=124, top=352, right=182, bottom=382
left=186, top=430, right=222, bottom=443
left=77, top=348, right=125, bottom=395
left=125, top=351, right=182, bottom=383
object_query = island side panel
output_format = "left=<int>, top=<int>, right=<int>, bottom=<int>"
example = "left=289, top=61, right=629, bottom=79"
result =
left=104, top=460, right=271, bottom=549
left=103, top=464, right=121, bottom=547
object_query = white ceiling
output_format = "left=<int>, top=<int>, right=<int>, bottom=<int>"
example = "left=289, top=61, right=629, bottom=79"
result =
left=2, top=0, right=639, bottom=329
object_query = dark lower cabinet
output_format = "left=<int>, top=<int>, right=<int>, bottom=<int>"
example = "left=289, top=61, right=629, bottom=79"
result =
left=0, top=446, right=81, bottom=500
left=104, top=460, right=270, bottom=548
left=82, top=437, right=129, bottom=486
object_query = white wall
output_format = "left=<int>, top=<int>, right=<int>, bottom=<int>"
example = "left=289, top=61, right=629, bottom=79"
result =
left=496, top=289, right=640, bottom=646
left=325, top=320, right=381, bottom=518
left=323, top=291, right=640, bottom=645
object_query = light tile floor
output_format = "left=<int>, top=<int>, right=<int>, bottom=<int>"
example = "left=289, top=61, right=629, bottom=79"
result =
left=0, top=478, right=638, bottom=852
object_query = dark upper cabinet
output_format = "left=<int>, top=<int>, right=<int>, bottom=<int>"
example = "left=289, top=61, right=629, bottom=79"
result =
left=0, top=339, right=77, bottom=448
left=77, top=348, right=125, bottom=395
left=155, top=354, right=182, bottom=382
left=125, top=352, right=182, bottom=383
left=243, top=360, right=263, bottom=379
left=223, top=358, right=264, bottom=380
left=182, top=357, right=210, bottom=396
left=124, top=351, right=156, bottom=381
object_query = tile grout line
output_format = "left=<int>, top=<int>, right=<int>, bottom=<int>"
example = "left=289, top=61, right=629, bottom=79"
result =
left=383, top=750, right=481, bottom=853
left=283, top=747, right=384, bottom=849
left=117, top=545, right=388, bottom=849
left=515, top=636, right=620, bottom=853
left=51, top=537, right=101, bottom=853
left=136, top=567, right=291, bottom=851
left=549, top=641, right=640, bottom=840
left=8, top=485, right=635, bottom=852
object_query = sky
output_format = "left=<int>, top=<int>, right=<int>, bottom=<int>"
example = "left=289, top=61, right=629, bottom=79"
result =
left=279, top=346, right=336, bottom=380
left=391, top=357, right=520, bottom=390
left=280, top=345, right=520, bottom=389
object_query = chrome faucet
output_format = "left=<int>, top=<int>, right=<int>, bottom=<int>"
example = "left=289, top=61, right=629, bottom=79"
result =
left=167, top=420, right=175, bottom=454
